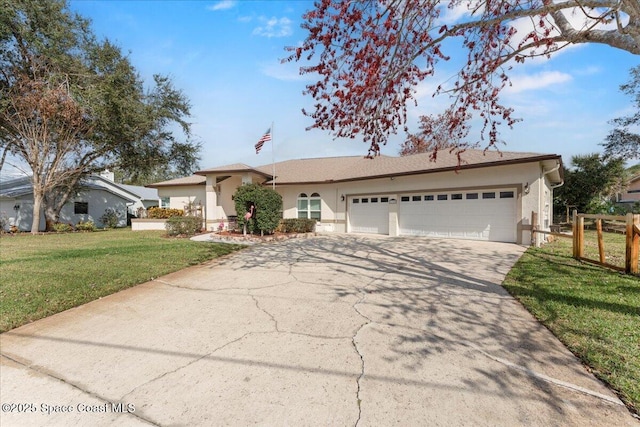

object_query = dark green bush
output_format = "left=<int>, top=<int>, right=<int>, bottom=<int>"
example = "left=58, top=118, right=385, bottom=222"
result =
left=165, top=216, right=202, bottom=237
left=278, top=219, right=316, bottom=233
left=148, top=207, right=183, bottom=219
left=233, top=184, right=282, bottom=235
left=99, top=208, right=120, bottom=228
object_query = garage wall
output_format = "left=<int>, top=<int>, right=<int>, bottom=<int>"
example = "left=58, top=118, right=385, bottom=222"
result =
left=279, top=162, right=546, bottom=243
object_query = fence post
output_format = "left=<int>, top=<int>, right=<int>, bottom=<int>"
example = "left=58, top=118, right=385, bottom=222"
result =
left=626, top=213, right=639, bottom=274
left=596, top=219, right=605, bottom=264
left=572, top=210, right=583, bottom=259
left=572, top=210, right=584, bottom=260
left=571, top=209, right=578, bottom=259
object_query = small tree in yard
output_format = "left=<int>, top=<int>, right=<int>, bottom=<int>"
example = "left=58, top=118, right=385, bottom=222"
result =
left=554, top=154, right=626, bottom=215
left=233, top=184, right=282, bottom=235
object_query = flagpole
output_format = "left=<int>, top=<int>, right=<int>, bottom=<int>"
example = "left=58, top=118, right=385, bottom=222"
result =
left=271, top=121, right=275, bottom=190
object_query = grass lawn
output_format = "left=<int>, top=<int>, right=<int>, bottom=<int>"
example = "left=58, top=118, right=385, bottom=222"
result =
left=503, top=234, right=640, bottom=416
left=0, top=229, right=245, bottom=332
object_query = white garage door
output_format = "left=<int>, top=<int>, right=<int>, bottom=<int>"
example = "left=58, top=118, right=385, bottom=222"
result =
left=349, top=196, right=390, bottom=234
left=398, top=189, right=517, bottom=242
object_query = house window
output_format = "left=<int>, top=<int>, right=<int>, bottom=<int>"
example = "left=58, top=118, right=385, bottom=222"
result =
left=353, top=198, right=360, bottom=203
left=160, top=197, right=170, bottom=208
left=401, top=196, right=410, bottom=202
left=425, top=195, right=434, bottom=201
left=482, top=192, right=496, bottom=199
left=437, top=194, right=448, bottom=201
left=380, top=197, right=389, bottom=203
left=451, top=194, right=463, bottom=200
left=412, top=195, right=421, bottom=201
left=371, top=197, right=378, bottom=203
left=466, top=193, right=478, bottom=200
left=74, top=202, right=88, bottom=214
left=500, top=191, right=515, bottom=199
left=298, top=192, right=321, bottom=220
left=362, top=198, right=369, bottom=203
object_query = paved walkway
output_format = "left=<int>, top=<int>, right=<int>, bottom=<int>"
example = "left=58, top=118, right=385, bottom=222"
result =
left=1, top=235, right=637, bottom=426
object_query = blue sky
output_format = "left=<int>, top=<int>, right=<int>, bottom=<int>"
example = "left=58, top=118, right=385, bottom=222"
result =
left=68, top=0, right=638, bottom=171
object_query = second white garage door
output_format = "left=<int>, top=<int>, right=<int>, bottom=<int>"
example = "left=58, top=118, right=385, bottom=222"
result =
left=398, top=189, right=517, bottom=242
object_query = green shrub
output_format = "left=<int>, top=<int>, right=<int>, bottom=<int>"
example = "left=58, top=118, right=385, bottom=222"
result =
left=148, top=207, right=183, bottom=219
left=52, top=223, right=73, bottom=233
left=233, top=184, right=283, bottom=235
left=0, top=212, right=8, bottom=232
left=75, top=221, right=96, bottom=232
left=99, top=208, right=120, bottom=228
left=278, top=219, right=316, bottom=233
left=165, top=216, right=202, bottom=237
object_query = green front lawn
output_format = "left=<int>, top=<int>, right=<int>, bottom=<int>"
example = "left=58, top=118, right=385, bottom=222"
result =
left=503, top=236, right=640, bottom=415
left=0, top=229, right=245, bottom=332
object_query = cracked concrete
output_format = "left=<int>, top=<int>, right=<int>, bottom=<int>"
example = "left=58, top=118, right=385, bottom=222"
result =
left=1, top=235, right=637, bottom=426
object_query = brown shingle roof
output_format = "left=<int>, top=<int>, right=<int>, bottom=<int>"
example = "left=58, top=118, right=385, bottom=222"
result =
left=147, top=175, right=205, bottom=188
left=252, top=150, right=560, bottom=185
left=196, top=163, right=272, bottom=179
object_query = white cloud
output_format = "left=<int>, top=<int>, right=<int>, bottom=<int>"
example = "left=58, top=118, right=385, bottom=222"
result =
left=505, top=71, right=572, bottom=94
left=252, top=16, right=293, bottom=38
left=260, top=60, right=313, bottom=82
left=207, top=1, right=236, bottom=12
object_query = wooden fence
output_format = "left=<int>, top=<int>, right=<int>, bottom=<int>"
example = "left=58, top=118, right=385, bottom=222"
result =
left=572, top=212, right=639, bottom=275
left=532, top=211, right=639, bottom=275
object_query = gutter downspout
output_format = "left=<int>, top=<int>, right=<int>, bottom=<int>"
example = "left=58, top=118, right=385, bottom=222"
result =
left=535, top=161, right=562, bottom=246
left=543, top=161, right=563, bottom=189
left=537, top=161, right=563, bottom=246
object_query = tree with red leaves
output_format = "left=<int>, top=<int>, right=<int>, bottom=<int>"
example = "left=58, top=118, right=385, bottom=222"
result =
left=285, top=0, right=640, bottom=158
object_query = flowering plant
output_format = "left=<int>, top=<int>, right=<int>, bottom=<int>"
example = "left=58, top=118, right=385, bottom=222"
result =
left=218, top=222, right=225, bottom=232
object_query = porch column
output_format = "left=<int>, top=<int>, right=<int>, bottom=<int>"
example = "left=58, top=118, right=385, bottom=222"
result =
left=205, top=175, right=218, bottom=231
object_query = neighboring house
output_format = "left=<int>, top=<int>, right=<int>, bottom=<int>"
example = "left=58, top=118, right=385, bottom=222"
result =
left=0, top=173, right=159, bottom=231
left=148, top=150, right=563, bottom=245
left=618, top=174, right=640, bottom=204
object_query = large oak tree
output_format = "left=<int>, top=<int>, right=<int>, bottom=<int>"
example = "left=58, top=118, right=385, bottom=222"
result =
left=603, top=65, right=640, bottom=160
left=0, top=0, right=200, bottom=232
left=286, top=0, right=640, bottom=157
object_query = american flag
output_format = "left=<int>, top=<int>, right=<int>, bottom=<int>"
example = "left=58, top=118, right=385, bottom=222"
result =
left=255, top=128, right=271, bottom=154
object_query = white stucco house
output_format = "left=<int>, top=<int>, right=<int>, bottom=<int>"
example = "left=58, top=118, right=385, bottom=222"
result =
left=147, top=150, right=563, bottom=244
left=0, top=172, right=160, bottom=231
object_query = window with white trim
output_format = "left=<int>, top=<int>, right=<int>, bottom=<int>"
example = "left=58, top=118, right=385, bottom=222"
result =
left=297, top=193, right=321, bottom=220
left=160, top=197, right=170, bottom=208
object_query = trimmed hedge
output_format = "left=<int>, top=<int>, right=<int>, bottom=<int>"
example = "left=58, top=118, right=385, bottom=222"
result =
left=278, top=219, right=316, bottom=233
left=148, top=207, right=184, bottom=219
left=165, top=216, right=202, bottom=236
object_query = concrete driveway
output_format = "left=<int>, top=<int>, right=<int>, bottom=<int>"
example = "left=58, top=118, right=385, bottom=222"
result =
left=1, top=235, right=636, bottom=426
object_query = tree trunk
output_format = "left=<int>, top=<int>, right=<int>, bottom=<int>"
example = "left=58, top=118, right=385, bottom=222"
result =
left=43, top=192, right=61, bottom=231
left=44, top=204, right=59, bottom=231
left=31, top=190, right=43, bottom=234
